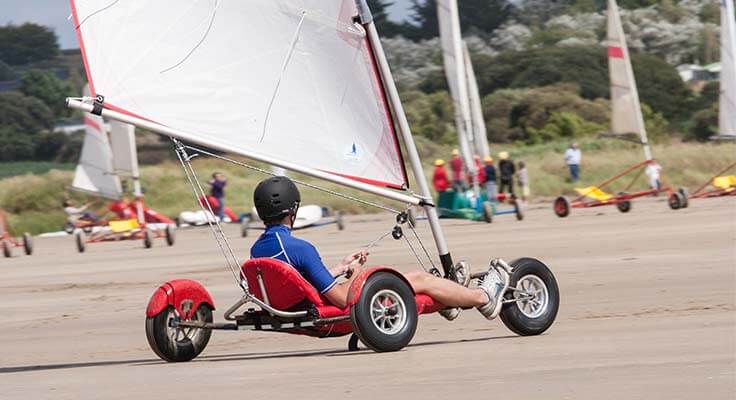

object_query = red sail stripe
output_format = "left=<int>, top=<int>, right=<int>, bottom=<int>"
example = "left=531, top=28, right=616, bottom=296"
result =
left=608, top=46, right=625, bottom=59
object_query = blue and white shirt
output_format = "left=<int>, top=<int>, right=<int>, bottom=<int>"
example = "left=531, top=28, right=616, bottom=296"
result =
left=250, top=225, right=336, bottom=294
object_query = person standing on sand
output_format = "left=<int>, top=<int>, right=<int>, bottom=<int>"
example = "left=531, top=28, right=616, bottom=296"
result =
left=645, top=160, right=662, bottom=195
left=432, top=159, right=450, bottom=193
left=483, top=156, right=497, bottom=201
left=498, top=152, right=515, bottom=196
left=517, top=161, right=530, bottom=201
left=449, top=149, right=465, bottom=192
left=209, top=172, right=227, bottom=220
left=564, top=142, right=582, bottom=182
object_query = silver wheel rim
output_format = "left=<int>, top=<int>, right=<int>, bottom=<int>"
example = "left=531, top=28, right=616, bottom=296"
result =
left=166, top=308, right=204, bottom=344
left=370, top=289, right=407, bottom=335
left=514, top=275, right=549, bottom=318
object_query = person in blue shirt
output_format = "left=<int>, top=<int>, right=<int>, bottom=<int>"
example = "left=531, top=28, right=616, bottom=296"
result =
left=250, top=176, right=509, bottom=321
left=209, top=172, right=227, bottom=220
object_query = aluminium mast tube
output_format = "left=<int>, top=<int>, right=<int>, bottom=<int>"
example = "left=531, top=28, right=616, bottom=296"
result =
left=357, top=2, right=455, bottom=277
left=66, top=98, right=421, bottom=207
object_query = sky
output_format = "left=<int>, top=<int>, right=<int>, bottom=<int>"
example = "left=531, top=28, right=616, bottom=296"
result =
left=0, top=0, right=414, bottom=50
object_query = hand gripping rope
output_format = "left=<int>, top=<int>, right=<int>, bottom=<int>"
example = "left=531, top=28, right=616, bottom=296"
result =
left=171, top=139, right=440, bottom=292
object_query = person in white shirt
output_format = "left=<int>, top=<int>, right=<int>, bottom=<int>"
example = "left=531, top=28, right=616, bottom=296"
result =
left=564, top=143, right=582, bottom=182
left=645, top=160, right=662, bottom=193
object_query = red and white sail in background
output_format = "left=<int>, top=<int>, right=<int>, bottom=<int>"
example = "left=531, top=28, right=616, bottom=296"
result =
left=719, top=0, right=736, bottom=139
left=607, top=0, right=652, bottom=160
left=72, top=84, right=122, bottom=199
left=437, top=0, right=477, bottom=179
left=70, top=0, right=407, bottom=189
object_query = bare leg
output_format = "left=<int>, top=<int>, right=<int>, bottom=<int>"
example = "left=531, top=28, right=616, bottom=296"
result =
left=403, top=271, right=488, bottom=308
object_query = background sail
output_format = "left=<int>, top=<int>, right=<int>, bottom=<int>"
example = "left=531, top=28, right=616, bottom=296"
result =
left=719, top=0, right=736, bottom=138
left=71, top=0, right=407, bottom=189
left=607, top=0, right=651, bottom=159
left=109, top=121, right=139, bottom=178
left=71, top=84, right=122, bottom=199
left=463, top=42, right=490, bottom=159
left=437, top=0, right=476, bottom=174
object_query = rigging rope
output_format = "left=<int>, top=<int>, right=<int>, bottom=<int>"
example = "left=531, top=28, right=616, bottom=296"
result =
left=173, top=141, right=440, bottom=284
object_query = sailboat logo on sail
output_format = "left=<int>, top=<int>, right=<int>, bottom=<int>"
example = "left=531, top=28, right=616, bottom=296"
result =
left=344, top=142, right=361, bottom=162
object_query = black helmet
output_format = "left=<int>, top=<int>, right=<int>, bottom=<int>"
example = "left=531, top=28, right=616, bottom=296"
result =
left=253, top=176, right=301, bottom=222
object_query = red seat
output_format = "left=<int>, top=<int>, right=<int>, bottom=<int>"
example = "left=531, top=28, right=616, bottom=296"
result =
left=241, top=258, right=445, bottom=319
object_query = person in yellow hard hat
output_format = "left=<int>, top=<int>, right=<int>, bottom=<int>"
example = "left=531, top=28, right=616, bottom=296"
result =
left=432, top=159, right=449, bottom=193
left=483, top=156, right=497, bottom=201
left=449, top=149, right=465, bottom=192
left=498, top=151, right=515, bottom=196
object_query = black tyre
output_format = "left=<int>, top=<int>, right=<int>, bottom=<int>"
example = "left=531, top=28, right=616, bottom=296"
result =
left=22, top=233, right=33, bottom=255
left=2, top=240, right=11, bottom=258
left=240, top=218, right=250, bottom=238
left=165, top=225, right=175, bottom=246
left=499, top=258, right=560, bottom=336
left=482, top=201, right=493, bottom=223
left=513, top=198, right=524, bottom=221
left=75, top=231, right=86, bottom=253
left=553, top=196, right=570, bottom=218
left=146, top=305, right=213, bottom=362
left=616, top=200, right=632, bottom=213
left=83, top=225, right=93, bottom=234
left=678, top=187, right=689, bottom=208
left=63, top=222, right=75, bottom=234
left=668, top=192, right=683, bottom=210
left=350, top=272, right=417, bottom=352
left=143, top=229, right=153, bottom=249
left=335, top=211, right=345, bottom=231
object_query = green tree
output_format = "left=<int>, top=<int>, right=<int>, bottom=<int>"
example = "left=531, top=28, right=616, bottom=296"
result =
left=368, top=0, right=404, bottom=37
left=401, top=90, right=456, bottom=144
left=0, top=60, right=16, bottom=81
left=689, top=104, right=718, bottom=141
left=20, top=70, right=73, bottom=118
left=0, top=92, right=54, bottom=134
left=630, top=53, right=691, bottom=121
left=404, top=0, right=511, bottom=40
left=0, top=23, right=59, bottom=66
left=0, top=126, right=35, bottom=161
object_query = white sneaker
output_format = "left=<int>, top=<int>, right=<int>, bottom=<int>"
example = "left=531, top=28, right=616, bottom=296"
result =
left=439, top=307, right=461, bottom=321
left=476, top=266, right=510, bottom=320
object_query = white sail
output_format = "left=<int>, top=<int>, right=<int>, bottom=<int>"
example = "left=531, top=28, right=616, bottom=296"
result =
left=437, top=0, right=477, bottom=178
left=719, top=0, right=736, bottom=138
left=463, top=42, right=490, bottom=159
left=607, top=0, right=652, bottom=160
left=109, top=121, right=139, bottom=179
left=72, top=84, right=122, bottom=199
left=70, top=0, right=407, bottom=189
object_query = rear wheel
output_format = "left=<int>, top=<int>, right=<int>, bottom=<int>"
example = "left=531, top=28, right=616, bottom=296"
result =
left=668, top=192, right=684, bottom=210
left=482, top=201, right=493, bottom=223
left=75, top=231, right=86, bottom=253
left=350, top=272, right=417, bottom=352
left=143, top=229, right=153, bottom=249
left=22, top=233, right=32, bottom=255
left=241, top=218, right=250, bottom=238
left=616, top=195, right=632, bottom=213
left=2, top=240, right=11, bottom=258
left=500, top=258, right=560, bottom=336
left=165, top=225, right=175, bottom=246
left=513, top=198, right=524, bottom=221
left=335, top=211, right=345, bottom=231
left=677, top=187, right=689, bottom=208
left=63, top=222, right=75, bottom=234
left=146, top=305, right=213, bottom=362
left=553, top=196, right=570, bottom=218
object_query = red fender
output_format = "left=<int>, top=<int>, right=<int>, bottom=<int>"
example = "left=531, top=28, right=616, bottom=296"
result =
left=345, top=266, right=415, bottom=308
left=145, top=279, right=215, bottom=319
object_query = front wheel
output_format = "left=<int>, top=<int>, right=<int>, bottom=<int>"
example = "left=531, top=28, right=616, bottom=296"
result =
left=668, top=192, right=684, bottom=210
left=499, top=258, right=560, bottom=336
left=482, top=201, right=493, bottom=223
left=335, top=211, right=345, bottom=231
left=350, top=272, right=417, bottom=352
left=513, top=198, right=524, bottom=221
left=146, top=305, right=213, bottom=362
left=240, top=218, right=250, bottom=238
left=553, top=196, right=570, bottom=218
left=75, top=231, right=86, bottom=253
left=22, top=233, right=32, bottom=255
left=616, top=198, right=632, bottom=213
left=2, top=240, right=11, bottom=258
left=678, top=187, right=689, bottom=208
left=165, top=225, right=175, bottom=246
left=143, top=229, right=153, bottom=249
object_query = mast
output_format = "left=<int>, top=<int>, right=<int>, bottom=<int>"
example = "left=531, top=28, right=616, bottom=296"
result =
left=463, top=41, right=490, bottom=159
left=718, top=0, right=736, bottom=139
left=437, top=0, right=480, bottom=195
left=607, top=0, right=652, bottom=160
left=356, top=0, right=454, bottom=275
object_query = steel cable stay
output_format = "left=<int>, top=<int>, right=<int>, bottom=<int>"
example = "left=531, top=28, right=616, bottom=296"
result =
left=172, top=140, right=440, bottom=279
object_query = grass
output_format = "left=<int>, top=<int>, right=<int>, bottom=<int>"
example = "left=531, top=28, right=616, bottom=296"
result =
left=0, top=139, right=734, bottom=235
left=0, top=162, right=74, bottom=179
